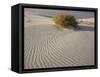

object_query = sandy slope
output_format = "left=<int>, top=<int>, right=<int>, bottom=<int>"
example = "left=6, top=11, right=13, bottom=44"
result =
left=24, top=15, right=94, bottom=69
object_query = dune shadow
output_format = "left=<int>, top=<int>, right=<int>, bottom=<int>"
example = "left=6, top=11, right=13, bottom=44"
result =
left=77, top=25, right=94, bottom=31
left=45, top=24, right=94, bottom=32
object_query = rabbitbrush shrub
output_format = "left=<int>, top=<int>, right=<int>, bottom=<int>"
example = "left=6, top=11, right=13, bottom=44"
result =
left=53, top=13, right=78, bottom=28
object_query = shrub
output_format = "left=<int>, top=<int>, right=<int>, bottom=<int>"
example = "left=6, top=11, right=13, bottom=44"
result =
left=53, top=13, right=78, bottom=28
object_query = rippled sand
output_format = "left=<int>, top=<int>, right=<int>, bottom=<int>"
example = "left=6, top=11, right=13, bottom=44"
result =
left=24, top=15, right=94, bottom=69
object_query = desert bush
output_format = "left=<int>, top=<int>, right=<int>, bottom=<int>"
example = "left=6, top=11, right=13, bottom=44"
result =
left=53, top=13, right=78, bottom=28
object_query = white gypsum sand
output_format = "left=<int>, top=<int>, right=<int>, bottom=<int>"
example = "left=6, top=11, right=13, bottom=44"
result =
left=24, top=13, right=94, bottom=69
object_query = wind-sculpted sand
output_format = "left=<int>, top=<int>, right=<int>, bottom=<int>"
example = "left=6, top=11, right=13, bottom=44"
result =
left=24, top=15, right=94, bottom=69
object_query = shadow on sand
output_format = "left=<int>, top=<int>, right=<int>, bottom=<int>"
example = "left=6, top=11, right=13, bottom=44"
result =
left=63, top=25, right=94, bottom=32
left=77, top=25, right=94, bottom=31
left=53, top=24, right=94, bottom=32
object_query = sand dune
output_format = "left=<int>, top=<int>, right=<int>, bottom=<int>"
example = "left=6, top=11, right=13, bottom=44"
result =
left=77, top=18, right=94, bottom=25
left=24, top=15, right=94, bottom=69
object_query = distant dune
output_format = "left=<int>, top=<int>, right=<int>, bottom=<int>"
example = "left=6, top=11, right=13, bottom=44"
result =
left=24, top=14, right=94, bottom=69
left=77, top=18, right=94, bottom=25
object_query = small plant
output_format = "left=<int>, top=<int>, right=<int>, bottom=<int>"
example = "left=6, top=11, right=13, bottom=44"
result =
left=53, top=13, right=78, bottom=28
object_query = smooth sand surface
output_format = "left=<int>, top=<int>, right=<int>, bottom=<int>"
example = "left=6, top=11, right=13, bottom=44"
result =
left=24, top=14, right=94, bottom=69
